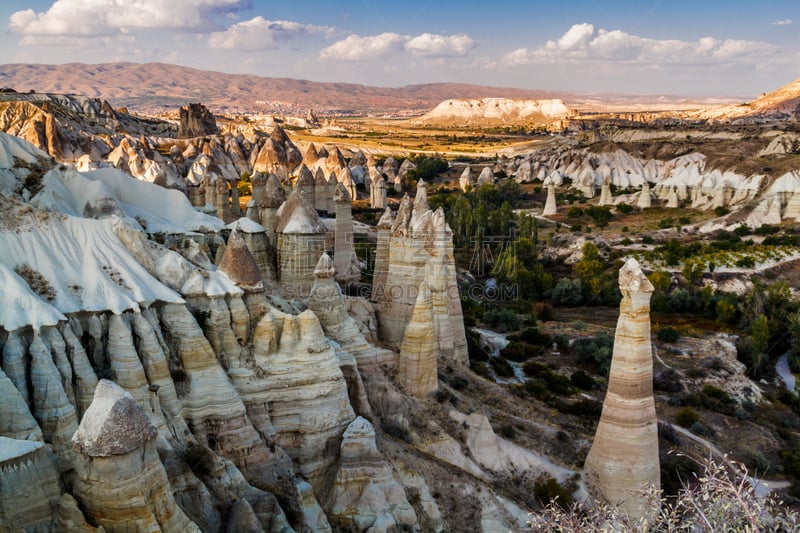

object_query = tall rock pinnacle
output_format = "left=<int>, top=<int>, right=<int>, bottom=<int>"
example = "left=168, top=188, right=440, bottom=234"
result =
left=584, top=258, right=660, bottom=520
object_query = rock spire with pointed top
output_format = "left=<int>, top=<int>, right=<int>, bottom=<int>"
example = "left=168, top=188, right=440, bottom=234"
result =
left=584, top=258, right=660, bottom=520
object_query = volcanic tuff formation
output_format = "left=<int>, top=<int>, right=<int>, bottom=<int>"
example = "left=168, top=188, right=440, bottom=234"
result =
left=415, top=97, right=573, bottom=127
left=0, top=117, right=596, bottom=532
left=584, top=258, right=660, bottom=520
left=178, top=103, right=218, bottom=139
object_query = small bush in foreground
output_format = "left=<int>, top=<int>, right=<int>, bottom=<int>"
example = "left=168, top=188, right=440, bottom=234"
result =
left=529, top=457, right=799, bottom=532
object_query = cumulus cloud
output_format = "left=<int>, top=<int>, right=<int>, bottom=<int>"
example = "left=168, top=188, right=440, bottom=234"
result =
left=209, top=17, right=336, bottom=50
left=772, top=18, right=792, bottom=26
left=9, top=0, right=248, bottom=36
left=405, top=33, right=475, bottom=57
left=321, top=31, right=476, bottom=61
left=504, top=23, right=779, bottom=66
left=320, top=33, right=410, bottom=61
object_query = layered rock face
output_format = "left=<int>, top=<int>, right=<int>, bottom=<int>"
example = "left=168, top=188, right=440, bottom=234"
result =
left=179, top=103, right=218, bottom=139
left=71, top=379, right=201, bottom=532
left=253, top=308, right=355, bottom=488
left=584, top=258, right=660, bottom=520
left=333, top=183, right=361, bottom=283
left=328, top=417, right=416, bottom=531
left=398, top=282, right=438, bottom=397
left=376, top=182, right=468, bottom=364
left=274, top=189, right=328, bottom=298
left=0, top=437, right=63, bottom=531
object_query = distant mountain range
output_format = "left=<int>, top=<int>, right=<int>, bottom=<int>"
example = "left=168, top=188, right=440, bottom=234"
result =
left=0, top=62, right=745, bottom=116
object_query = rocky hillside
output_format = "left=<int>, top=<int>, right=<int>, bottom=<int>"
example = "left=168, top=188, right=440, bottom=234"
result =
left=411, top=98, right=574, bottom=127
left=0, top=62, right=569, bottom=115
left=690, top=75, right=800, bottom=123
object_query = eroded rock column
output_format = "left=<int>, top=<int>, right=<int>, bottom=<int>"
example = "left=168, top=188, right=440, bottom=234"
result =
left=584, top=258, right=660, bottom=520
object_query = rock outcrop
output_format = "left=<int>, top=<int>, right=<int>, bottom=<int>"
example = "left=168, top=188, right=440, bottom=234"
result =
left=398, top=281, right=438, bottom=397
left=542, top=178, right=557, bottom=215
left=637, top=181, right=652, bottom=208
left=584, top=258, right=660, bottom=520
left=333, top=183, right=361, bottom=283
left=328, top=417, right=417, bottom=531
left=274, top=189, right=328, bottom=298
left=178, top=103, right=218, bottom=139
left=71, top=379, right=200, bottom=532
left=376, top=182, right=467, bottom=364
left=217, top=228, right=265, bottom=292
left=253, top=308, right=355, bottom=489
left=0, top=437, right=64, bottom=531
left=459, top=166, right=473, bottom=191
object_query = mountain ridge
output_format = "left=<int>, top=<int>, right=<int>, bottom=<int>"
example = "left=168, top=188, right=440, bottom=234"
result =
left=0, top=61, right=744, bottom=115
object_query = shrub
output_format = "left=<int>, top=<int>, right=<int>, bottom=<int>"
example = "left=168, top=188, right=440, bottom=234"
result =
left=654, top=368, right=685, bottom=393
left=659, top=453, right=701, bottom=498
left=534, top=302, right=554, bottom=322
left=743, top=449, right=771, bottom=473
left=182, top=442, right=213, bottom=477
left=621, top=237, right=632, bottom=245
left=690, top=421, right=714, bottom=436
left=573, top=334, right=613, bottom=375
left=702, top=384, right=734, bottom=405
left=552, top=398, right=602, bottom=418
left=490, top=355, right=516, bottom=377
left=550, top=278, right=583, bottom=305
left=533, top=476, right=574, bottom=510
left=531, top=457, right=800, bottom=531
left=570, top=223, right=582, bottom=232
left=656, top=326, right=680, bottom=343
left=616, top=203, right=633, bottom=214
left=500, top=341, right=538, bottom=362
left=586, top=205, right=613, bottom=228
left=381, top=420, right=411, bottom=442
left=658, top=217, right=675, bottom=229
left=714, top=206, right=730, bottom=216
left=483, top=307, right=521, bottom=332
left=675, top=406, right=700, bottom=427
left=517, top=326, right=552, bottom=346
left=567, top=206, right=584, bottom=218
left=470, top=361, right=490, bottom=378
left=735, top=256, right=755, bottom=268
left=641, top=235, right=654, bottom=244
left=570, top=370, right=598, bottom=390
left=522, top=360, right=550, bottom=377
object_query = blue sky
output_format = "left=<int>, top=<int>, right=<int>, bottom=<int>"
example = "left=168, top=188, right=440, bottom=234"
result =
left=1, top=1, right=798, bottom=97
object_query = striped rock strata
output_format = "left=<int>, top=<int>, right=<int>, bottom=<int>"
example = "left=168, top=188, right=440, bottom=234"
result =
left=584, top=258, right=660, bottom=520
left=71, top=379, right=200, bottom=532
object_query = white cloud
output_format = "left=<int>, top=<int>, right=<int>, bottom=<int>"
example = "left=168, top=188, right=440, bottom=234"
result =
left=9, top=0, right=248, bottom=37
left=209, top=17, right=336, bottom=50
left=504, top=23, right=779, bottom=66
left=405, top=33, right=475, bottom=57
left=772, top=18, right=792, bottom=26
left=320, top=33, right=409, bottom=61
left=321, top=32, right=477, bottom=61
left=551, top=22, right=594, bottom=51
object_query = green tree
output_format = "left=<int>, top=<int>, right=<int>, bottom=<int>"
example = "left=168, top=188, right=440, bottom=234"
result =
left=682, top=258, right=705, bottom=286
left=586, top=206, right=613, bottom=228
left=574, top=242, right=604, bottom=299
left=750, top=315, right=771, bottom=379
left=647, top=270, right=671, bottom=293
